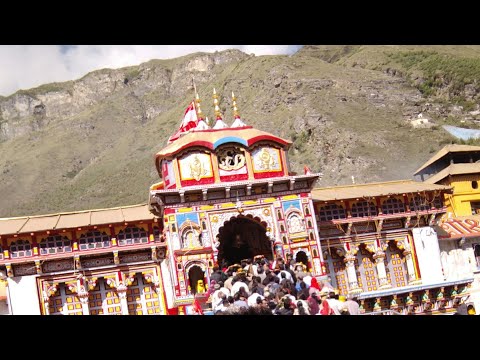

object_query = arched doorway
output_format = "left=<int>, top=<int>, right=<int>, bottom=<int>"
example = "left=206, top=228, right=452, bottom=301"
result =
left=217, top=215, right=273, bottom=267
left=295, top=250, right=309, bottom=269
left=188, top=265, right=205, bottom=295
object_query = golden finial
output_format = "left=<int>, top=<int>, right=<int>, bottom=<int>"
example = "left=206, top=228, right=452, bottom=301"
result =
left=232, top=91, right=240, bottom=119
left=213, top=87, right=222, bottom=120
left=195, top=92, right=204, bottom=120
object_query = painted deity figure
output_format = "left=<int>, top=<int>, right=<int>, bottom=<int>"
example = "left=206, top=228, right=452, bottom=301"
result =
left=184, top=230, right=202, bottom=249
left=196, top=279, right=206, bottom=294
left=189, top=155, right=207, bottom=181
left=288, top=214, right=305, bottom=234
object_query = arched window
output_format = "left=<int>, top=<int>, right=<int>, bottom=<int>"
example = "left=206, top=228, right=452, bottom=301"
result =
left=10, top=239, right=33, bottom=258
left=351, top=201, right=377, bottom=218
left=304, top=206, right=310, bottom=216
left=381, top=198, right=405, bottom=214
left=282, top=236, right=287, bottom=244
left=277, top=210, right=283, bottom=219
left=79, top=231, right=111, bottom=250
left=319, top=204, right=346, bottom=221
left=280, top=224, right=285, bottom=232
left=117, top=227, right=148, bottom=246
left=409, top=196, right=430, bottom=211
left=39, top=235, right=72, bottom=255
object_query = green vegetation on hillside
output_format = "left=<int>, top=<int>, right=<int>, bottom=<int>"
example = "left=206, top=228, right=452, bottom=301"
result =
left=388, top=50, right=480, bottom=98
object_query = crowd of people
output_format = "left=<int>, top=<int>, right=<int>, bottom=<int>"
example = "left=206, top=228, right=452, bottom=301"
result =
left=199, top=254, right=360, bottom=315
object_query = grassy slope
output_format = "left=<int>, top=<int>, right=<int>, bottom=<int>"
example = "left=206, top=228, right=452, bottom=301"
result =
left=1, top=46, right=477, bottom=217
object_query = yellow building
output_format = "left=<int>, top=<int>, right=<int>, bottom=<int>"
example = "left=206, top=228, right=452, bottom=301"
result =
left=414, top=145, right=480, bottom=217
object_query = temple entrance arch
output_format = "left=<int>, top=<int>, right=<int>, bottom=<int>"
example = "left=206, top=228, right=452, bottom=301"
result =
left=186, top=263, right=206, bottom=295
left=216, top=215, right=273, bottom=267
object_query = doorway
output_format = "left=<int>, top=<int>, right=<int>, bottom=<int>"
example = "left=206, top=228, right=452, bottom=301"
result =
left=188, top=265, right=205, bottom=295
left=216, top=215, right=272, bottom=267
left=295, top=250, right=309, bottom=269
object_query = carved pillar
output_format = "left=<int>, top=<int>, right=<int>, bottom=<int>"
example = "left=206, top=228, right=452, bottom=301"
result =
left=35, top=260, right=42, bottom=275
left=373, top=249, right=391, bottom=289
left=343, top=249, right=362, bottom=294
left=67, top=277, right=90, bottom=315
left=106, top=272, right=134, bottom=315
left=397, top=237, right=421, bottom=285
left=42, top=282, right=59, bottom=315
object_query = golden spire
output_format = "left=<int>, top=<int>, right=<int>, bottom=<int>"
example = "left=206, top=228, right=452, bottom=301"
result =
left=195, top=92, right=204, bottom=120
left=232, top=91, right=241, bottom=119
left=213, top=87, right=222, bottom=120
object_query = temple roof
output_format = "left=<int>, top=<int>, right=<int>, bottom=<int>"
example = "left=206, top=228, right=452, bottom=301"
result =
left=155, top=126, right=292, bottom=160
left=0, top=204, right=156, bottom=236
left=311, top=180, right=451, bottom=202
left=414, top=144, right=480, bottom=175
left=423, top=163, right=480, bottom=184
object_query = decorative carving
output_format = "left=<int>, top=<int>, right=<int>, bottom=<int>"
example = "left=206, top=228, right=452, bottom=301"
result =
left=6, top=264, right=13, bottom=278
left=86, top=277, right=98, bottom=291
left=346, top=222, right=352, bottom=236
left=364, top=243, right=376, bottom=254
left=13, top=263, right=36, bottom=276
left=74, top=255, right=81, bottom=270
left=82, top=257, right=114, bottom=268
left=42, top=260, right=74, bottom=273
left=42, top=282, right=59, bottom=301
left=35, top=260, right=42, bottom=275
left=119, top=252, right=151, bottom=264
left=373, top=298, right=382, bottom=311
left=217, top=147, right=246, bottom=171
left=114, top=251, right=120, bottom=265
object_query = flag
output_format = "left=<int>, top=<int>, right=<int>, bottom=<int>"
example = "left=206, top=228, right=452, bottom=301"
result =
left=304, top=165, right=312, bottom=175
left=168, top=101, right=198, bottom=143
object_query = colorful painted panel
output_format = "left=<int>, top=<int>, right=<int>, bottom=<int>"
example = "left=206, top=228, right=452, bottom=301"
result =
left=252, top=147, right=282, bottom=173
left=325, top=251, right=348, bottom=295
left=48, top=284, right=83, bottom=315
left=385, top=242, right=408, bottom=288
left=162, top=160, right=176, bottom=189
left=178, top=153, right=213, bottom=181
left=282, top=199, right=301, bottom=212
left=88, top=279, right=122, bottom=315
left=126, top=274, right=161, bottom=315
left=356, top=247, right=378, bottom=292
left=217, top=146, right=248, bottom=179
left=176, top=212, right=199, bottom=228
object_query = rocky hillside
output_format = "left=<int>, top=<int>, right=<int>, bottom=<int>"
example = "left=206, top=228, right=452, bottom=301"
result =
left=1, top=46, right=480, bottom=217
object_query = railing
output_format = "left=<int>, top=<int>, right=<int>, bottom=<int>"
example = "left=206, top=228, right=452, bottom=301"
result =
left=361, top=309, right=404, bottom=315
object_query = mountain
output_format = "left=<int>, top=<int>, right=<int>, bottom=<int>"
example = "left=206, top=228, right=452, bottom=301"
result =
left=1, top=45, right=480, bottom=218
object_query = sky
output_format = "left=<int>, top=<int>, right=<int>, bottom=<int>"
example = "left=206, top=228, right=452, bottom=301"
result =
left=0, top=45, right=302, bottom=97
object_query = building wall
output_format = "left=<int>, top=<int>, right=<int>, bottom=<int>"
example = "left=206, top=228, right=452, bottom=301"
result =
left=411, top=227, right=444, bottom=285
left=442, top=174, right=480, bottom=216
left=7, top=276, right=41, bottom=315
left=439, top=238, right=477, bottom=281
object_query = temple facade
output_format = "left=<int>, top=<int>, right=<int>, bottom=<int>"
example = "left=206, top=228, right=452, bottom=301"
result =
left=0, top=91, right=476, bottom=315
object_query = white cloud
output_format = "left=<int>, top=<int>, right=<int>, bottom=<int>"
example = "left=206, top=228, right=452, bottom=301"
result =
left=0, top=45, right=302, bottom=97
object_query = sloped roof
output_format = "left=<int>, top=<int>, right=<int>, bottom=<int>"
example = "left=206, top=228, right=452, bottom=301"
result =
left=436, top=215, right=480, bottom=239
left=0, top=204, right=157, bottom=236
left=424, top=163, right=480, bottom=184
left=414, top=144, right=480, bottom=175
left=311, top=180, right=451, bottom=202
left=155, top=126, right=292, bottom=160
